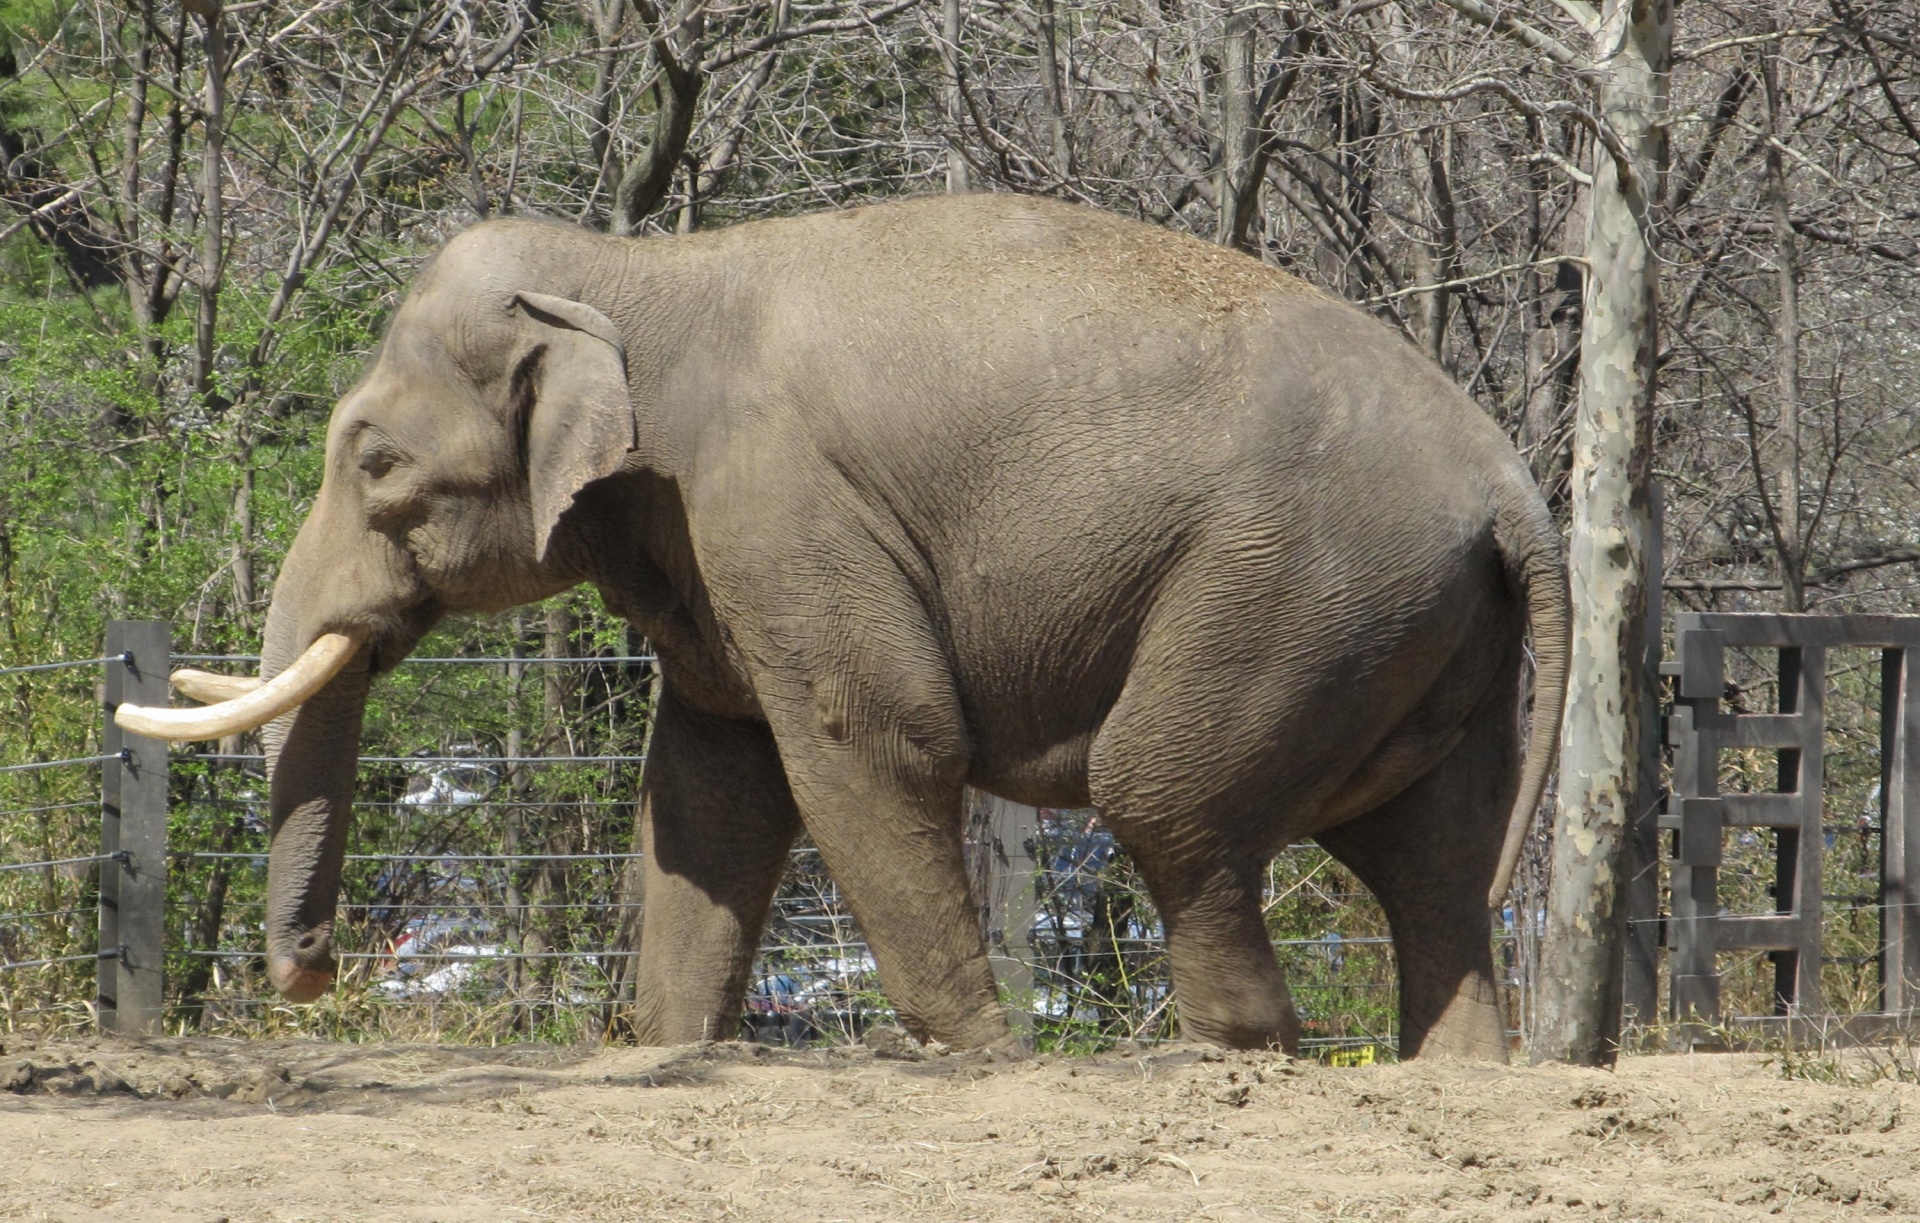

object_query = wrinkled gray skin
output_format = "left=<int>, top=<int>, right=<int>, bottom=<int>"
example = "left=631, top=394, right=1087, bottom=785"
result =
left=259, top=194, right=1567, bottom=1057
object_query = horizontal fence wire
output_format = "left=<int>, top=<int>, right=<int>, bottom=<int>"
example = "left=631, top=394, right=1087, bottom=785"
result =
left=0, top=801, right=97, bottom=818
left=406, top=655, right=656, bottom=665
left=0, top=655, right=121, bottom=676
left=186, top=799, right=636, bottom=810
left=178, top=851, right=645, bottom=863
left=1060, top=934, right=1399, bottom=950
left=161, top=995, right=611, bottom=1011
left=174, top=655, right=656, bottom=666
left=0, top=907, right=92, bottom=922
left=0, top=754, right=118, bottom=775
left=167, top=899, right=649, bottom=912
left=0, top=853, right=117, bottom=874
left=1, top=951, right=108, bottom=971
left=181, top=754, right=646, bottom=766
left=175, top=949, right=623, bottom=961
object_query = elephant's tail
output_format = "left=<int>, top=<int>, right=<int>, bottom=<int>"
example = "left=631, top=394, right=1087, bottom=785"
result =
left=1486, top=478, right=1570, bottom=908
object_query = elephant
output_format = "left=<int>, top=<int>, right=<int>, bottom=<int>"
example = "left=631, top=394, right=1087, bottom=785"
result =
left=122, top=192, right=1567, bottom=1058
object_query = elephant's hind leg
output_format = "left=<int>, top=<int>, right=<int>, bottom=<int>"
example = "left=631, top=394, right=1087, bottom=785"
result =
left=1084, top=697, right=1304, bottom=1045
left=1126, top=853, right=1302, bottom=1051
left=626, top=690, right=802, bottom=1046
left=1313, top=675, right=1522, bottom=1061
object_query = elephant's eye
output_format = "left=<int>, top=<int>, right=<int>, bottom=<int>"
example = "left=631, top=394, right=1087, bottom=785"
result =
left=358, top=449, right=397, bottom=479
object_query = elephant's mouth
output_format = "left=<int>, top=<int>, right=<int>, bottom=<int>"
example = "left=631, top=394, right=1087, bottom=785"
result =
left=358, top=595, right=446, bottom=676
left=114, top=630, right=366, bottom=741
left=113, top=590, right=444, bottom=741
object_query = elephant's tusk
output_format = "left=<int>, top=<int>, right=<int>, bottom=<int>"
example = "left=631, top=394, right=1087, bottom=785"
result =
left=114, top=632, right=364, bottom=741
left=169, top=668, right=264, bottom=704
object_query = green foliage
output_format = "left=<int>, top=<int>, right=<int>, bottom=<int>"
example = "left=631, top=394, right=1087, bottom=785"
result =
left=1263, top=849, right=1401, bottom=1050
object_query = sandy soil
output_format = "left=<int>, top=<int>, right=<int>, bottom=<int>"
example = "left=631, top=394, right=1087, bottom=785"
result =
left=1, top=1033, right=1916, bottom=1221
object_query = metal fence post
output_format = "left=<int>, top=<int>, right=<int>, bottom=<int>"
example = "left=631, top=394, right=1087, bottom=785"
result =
left=968, top=790, right=1042, bottom=1030
left=101, top=620, right=169, bottom=1035
left=1623, top=483, right=1665, bottom=1030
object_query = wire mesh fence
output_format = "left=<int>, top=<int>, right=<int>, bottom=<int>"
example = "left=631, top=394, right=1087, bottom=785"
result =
left=0, top=637, right=119, bottom=1026
left=1, top=631, right=1433, bottom=1054
left=146, top=801, right=1416, bottom=1054
left=12, top=619, right=1920, bottom=1053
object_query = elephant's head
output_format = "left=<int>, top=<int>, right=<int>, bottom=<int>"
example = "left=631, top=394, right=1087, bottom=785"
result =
left=120, top=227, right=637, bottom=1000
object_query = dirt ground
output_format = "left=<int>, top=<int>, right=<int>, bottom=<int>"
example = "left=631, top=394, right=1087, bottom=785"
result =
left=2, top=1034, right=1917, bottom=1222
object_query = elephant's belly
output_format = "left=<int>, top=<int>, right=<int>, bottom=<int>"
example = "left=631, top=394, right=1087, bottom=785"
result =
left=966, top=733, right=1095, bottom=809
left=1303, top=720, right=1471, bottom=836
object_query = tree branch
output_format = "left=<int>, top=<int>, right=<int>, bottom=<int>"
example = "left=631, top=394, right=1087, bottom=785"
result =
left=1665, top=550, right=1920, bottom=591
left=1362, top=70, right=1634, bottom=189
left=1433, top=0, right=1592, bottom=73
left=699, top=0, right=922, bottom=73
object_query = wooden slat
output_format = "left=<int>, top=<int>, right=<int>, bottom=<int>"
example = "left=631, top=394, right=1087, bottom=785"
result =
left=1715, top=913, right=1808, bottom=951
left=1679, top=612, right=1920, bottom=650
left=1884, top=649, right=1920, bottom=1012
left=1721, top=714, right=1809, bottom=749
left=1721, top=793, right=1807, bottom=828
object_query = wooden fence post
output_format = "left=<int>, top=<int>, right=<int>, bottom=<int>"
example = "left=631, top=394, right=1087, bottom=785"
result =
left=101, top=620, right=169, bottom=1035
left=1880, top=646, right=1920, bottom=1012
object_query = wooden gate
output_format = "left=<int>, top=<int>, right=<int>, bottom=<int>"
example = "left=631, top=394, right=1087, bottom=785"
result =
left=1628, top=614, right=1920, bottom=1038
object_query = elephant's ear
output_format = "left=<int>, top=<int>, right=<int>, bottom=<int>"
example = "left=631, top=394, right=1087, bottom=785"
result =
left=511, top=291, right=637, bottom=564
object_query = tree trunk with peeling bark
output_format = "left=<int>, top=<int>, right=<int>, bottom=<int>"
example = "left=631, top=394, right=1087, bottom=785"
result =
left=1532, top=0, right=1671, bottom=1068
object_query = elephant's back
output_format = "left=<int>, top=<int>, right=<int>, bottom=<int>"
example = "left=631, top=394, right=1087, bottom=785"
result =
left=727, top=194, right=1508, bottom=472
left=696, top=192, right=1317, bottom=327
left=716, top=191, right=1528, bottom=634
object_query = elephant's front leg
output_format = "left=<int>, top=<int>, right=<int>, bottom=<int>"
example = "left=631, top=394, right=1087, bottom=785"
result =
left=625, top=690, right=801, bottom=1046
left=752, top=663, right=1012, bottom=1049
left=781, top=744, right=1013, bottom=1050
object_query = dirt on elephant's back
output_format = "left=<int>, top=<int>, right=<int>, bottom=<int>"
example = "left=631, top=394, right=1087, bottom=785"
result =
left=1, top=1035, right=1914, bottom=1220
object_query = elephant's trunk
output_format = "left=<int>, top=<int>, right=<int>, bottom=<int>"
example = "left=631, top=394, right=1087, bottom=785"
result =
left=258, top=598, right=373, bottom=1002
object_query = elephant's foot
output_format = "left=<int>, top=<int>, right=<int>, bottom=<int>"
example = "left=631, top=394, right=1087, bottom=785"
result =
left=1164, top=931, right=1304, bottom=1052
left=620, top=991, right=747, bottom=1047
left=1400, top=971, right=1509, bottom=1061
left=1176, top=978, right=1302, bottom=1053
left=1125, top=864, right=1303, bottom=1053
left=895, top=997, right=1018, bottom=1052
